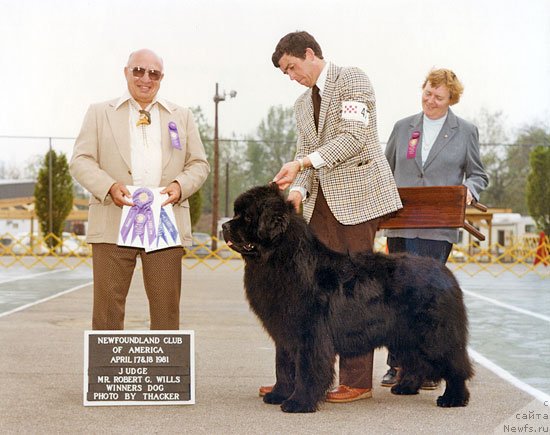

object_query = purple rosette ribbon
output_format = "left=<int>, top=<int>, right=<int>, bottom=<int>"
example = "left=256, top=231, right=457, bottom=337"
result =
left=407, top=131, right=421, bottom=159
left=157, top=207, right=179, bottom=247
left=168, top=122, right=182, bottom=150
left=120, top=188, right=157, bottom=245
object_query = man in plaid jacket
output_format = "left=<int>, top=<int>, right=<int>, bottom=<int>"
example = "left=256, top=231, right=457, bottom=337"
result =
left=268, top=31, right=402, bottom=403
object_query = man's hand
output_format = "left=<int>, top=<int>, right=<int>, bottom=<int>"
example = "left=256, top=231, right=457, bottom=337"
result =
left=161, top=181, right=182, bottom=206
left=273, top=161, right=300, bottom=190
left=287, top=190, right=303, bottom=212
left=109, top=182, right=133, bottom=207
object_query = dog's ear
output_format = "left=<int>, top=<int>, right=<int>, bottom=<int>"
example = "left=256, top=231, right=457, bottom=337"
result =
left=267, top=181, right=282, bottom=195
left=257, top=198, right=290, bottom=241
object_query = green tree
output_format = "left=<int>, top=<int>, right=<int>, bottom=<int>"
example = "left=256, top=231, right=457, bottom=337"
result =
left=0, top=154, right=41, bottom=180
left=219, top=137, right=248, bottom=217
left=191, top=106, right=248, bottom=219
left=246, top=105, right=296, bottom=186
left=506, top=126, right=548, bottom=214
left=474, top=110, right=541, bottom=214
left=526, top=144, right=550, bottom=234
left=189, top=106, right=214, bottom=227
left=34, top=149, right=73, bottom=247
left=188, top=187, right=202, bottom=228
left=188, top=105, right=296, bottom=223
left=475, top=109, right=510, bottom=208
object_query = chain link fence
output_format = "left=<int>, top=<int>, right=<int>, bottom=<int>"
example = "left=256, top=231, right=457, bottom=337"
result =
left=1, top=232, right=548, bottom=277
left=1, top=135, right=548, bottom=277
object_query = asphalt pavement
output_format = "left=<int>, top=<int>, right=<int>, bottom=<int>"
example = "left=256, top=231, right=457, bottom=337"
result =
left=0, top=265, right=548, bottom=434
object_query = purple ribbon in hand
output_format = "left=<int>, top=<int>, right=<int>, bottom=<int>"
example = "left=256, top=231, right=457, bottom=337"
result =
left=157, top=207, right=179, bottom=247
left=168, top=122, right=182, bottom=150
left=407, top=131, right=421, bottom=159
left=120, top=188, right=157, bottom=245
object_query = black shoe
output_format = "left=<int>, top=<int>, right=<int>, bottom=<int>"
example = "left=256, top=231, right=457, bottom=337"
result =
left=381, top=367, right=398, bottom=387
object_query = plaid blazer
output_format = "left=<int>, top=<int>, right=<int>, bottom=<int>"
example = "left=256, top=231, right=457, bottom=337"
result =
left=292, top=63, right=402, bottom=225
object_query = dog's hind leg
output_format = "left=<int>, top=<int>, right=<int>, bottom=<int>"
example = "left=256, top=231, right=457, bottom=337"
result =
left=437, top=376, right=470, bottom=407
left=436, top=346, right=472, bottom=407
left=390, top=352, right=427, bottom=395
left=263, top=345, right=295, bottom=405
left=390, top=368, right=422, bottom=395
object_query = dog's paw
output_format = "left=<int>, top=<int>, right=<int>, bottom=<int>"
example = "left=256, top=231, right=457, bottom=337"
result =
left=436, top=394, right=469, bottom=407
left=391, top=384, right=420, bottom=395
left=280, top=399, right=317, bottom=413
left=263, top=391, right=287, bottom=405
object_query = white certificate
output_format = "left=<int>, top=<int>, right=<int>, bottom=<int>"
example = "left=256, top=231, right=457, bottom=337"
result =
left=117, top=186, right=181, bottom=252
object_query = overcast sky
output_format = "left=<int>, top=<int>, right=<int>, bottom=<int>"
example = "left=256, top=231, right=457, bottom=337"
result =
left=1, top=0, right=549, bottom=166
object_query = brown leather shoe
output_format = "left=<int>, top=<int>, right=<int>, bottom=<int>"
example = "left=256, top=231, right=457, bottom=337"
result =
left=325, top=385, right=372, bottom=403
left=420, top=380, right=441, bottom=390
left=258, top=385, right=274, bottom=397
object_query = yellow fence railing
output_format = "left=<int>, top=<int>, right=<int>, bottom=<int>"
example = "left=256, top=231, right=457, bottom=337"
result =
left=0, top=232, right=548, bottom=277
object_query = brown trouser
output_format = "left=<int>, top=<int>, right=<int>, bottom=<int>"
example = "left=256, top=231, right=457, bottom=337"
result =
left=309, top=188, right=380, bottom=389
left=91, top=243, right=184, bottom=330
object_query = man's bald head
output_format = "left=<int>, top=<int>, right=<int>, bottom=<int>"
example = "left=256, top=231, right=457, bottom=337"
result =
left=124, top=49, right=164, bottom=108
left=127, top=49, right=164, bottom=70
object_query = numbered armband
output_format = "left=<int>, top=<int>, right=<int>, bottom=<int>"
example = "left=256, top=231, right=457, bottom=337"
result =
left=341, top=101, right=369, bottom=125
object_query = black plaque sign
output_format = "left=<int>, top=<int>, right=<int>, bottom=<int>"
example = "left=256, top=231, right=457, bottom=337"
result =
left=84, top=330, right=195, bottom=406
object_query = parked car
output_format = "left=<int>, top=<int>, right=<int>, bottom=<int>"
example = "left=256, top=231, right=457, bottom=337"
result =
left=186, top=232, right=213, bottom=258
left=10, top=232, right=49, bottom=255
left=59, top=232, right=91, bottom=256
left=0, top=235, right=14, bottom=255
left=9, top=232, right=90, bottom=256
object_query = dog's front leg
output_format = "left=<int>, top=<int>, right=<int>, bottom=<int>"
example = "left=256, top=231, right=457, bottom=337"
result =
left=281, top=330, right=335, bottom=413
left=263, top=345, right=295, bottom=405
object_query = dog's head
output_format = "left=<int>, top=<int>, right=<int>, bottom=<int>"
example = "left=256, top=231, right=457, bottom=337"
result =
left=222, top=184, right=293, bottom=257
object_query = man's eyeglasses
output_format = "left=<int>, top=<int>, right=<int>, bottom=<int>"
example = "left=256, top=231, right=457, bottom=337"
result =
left=130, top=66, right=162, bottom=81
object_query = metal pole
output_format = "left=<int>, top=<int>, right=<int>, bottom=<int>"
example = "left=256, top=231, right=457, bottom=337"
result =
left=224, top=161, right=229, bottom=217
left=211, top=83, right=235, bottom=249
left=48, top=138, right=53, bottom=236
left=211, top=83, right=220, bottom=251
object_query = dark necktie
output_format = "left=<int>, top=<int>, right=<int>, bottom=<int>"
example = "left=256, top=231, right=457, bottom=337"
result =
left=312, top=85, right=321, bottom=130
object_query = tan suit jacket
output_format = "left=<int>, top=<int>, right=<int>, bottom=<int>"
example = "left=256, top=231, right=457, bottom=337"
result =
left=70, top=99, right=209, bottom=246
left=292, top=63, right=402, bottom=225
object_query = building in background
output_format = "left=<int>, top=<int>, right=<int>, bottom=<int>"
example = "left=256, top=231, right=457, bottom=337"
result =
left=0, top=179, right=35, bottom=236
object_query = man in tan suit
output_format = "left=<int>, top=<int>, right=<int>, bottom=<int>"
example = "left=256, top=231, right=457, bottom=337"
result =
left=70, top=49, right=209, bottom=331
left=268, top=31, right=402, bottom=403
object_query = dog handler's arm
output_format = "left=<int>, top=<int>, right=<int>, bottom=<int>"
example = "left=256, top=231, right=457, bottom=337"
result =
left=273, top=156, right=312, bottom=190
left=273, top=161, right=300, bottom=190
left=287, top=190, right=303, bottom=211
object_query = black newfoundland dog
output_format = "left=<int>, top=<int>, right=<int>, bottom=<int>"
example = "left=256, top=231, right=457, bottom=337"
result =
left=222, top=184, right=473, bottom=413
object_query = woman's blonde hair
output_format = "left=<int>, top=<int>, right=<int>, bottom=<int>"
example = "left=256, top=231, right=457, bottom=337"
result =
left=422, top=68, right=464, bottom=105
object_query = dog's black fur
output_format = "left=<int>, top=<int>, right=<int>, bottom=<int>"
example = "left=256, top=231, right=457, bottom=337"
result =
left=223, top=184, right=473, bottom=413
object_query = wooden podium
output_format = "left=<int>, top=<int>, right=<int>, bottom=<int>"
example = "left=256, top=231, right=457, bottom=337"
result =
left=378, top=186, right=487, bottom=241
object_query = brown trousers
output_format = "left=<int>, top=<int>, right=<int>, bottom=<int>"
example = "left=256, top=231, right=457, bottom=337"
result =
left=309, top=188, right=380, bottom=389
left=91, top=243, right=184, bottom=330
